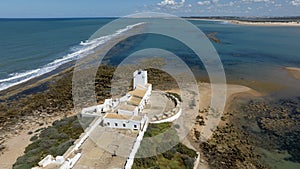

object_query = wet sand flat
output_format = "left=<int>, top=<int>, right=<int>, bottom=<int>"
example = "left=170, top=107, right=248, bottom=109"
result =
left=285, top=67, right=300, bottom=80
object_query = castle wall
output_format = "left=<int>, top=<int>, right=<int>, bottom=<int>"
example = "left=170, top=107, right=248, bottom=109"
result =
left=103, top=118, right=141, bottom=130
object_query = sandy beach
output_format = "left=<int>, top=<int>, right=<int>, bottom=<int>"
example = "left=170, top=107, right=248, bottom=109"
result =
left=185, top=18, right=300, bottom=26
left=169, top=82, right=259, bottom=169
left=285, top=67, right=300, bottom=80
left=0, top=126, right=38, bottom=168
left=0, top=113, right=75, bottom=169
left=195, top=82, right=259, bottom=137
left=229, top=20, right=300, bottom=26
left=194, top=83, right=261, bottom=169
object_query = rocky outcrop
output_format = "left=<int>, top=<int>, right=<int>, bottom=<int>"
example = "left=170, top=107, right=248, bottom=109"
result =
left=240, top=97, right=300, bottom=163
left=199, top=124, right=268, bottom=169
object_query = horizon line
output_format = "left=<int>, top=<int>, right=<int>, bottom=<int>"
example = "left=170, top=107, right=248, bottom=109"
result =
left=0, top=15, right=300, bottom=20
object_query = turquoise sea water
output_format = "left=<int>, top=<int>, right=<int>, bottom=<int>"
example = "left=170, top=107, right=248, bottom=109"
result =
left=0, top=18, right=112, bottom=90
left=0, top=18, right=299, bottom=94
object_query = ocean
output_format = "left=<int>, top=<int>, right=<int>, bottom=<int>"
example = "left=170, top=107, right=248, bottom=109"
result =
left=0, top=18, right=299, bottom=94
left=0, top=18, right=112, bottom=91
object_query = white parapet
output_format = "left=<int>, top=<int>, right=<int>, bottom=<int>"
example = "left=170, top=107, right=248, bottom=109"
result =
left=38, top=155, right=54, bottom=168
left=73, top=116, right=103, bottom=151
left=81, top=98, right=120, bottom=116
left=59, top=153, right=82, bottom=169
left=193, top=152, right=201, bottom=169
left=124, top=117, right=149, bottom=169
left=35, top=155, right=65, bottom=169
left=151, top=108, right=182, bottom=124
left=56, top=156, right=65, bottom=164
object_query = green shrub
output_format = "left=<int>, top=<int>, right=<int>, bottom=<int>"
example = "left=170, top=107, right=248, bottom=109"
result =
left=182, top=155, right=195, bottom=169
left=25, top=147, right=42, bottom=156
left=12, top=163, right=34, bottom=169
left=13, top=116, right=84, bottom=169
left=175, top=144, right=197, bottom=159
left=24, top=140, right=41, bottom=153
left=39, top=128, right=58, bottom=138
left=133, top=123, right=196, bottom=169
left=162, top=148, right=176, bottom=160
left=54, top=140, right=74, bottom=156
left=29, top=134, right=38, bottom=142
left=132, top=156, right=157, bottom=169
left=144, top=123, right=171, bottom=137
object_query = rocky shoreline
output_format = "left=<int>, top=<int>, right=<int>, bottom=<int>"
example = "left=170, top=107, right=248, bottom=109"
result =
left=235, top=97, right=300, bottom=167
left=185, top=84, right=269, bottom=169
left=192, top=94, right=300, bottom=169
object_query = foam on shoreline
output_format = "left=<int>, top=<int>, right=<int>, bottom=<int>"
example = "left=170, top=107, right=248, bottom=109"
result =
left=0, top=22, right=146, bottom=92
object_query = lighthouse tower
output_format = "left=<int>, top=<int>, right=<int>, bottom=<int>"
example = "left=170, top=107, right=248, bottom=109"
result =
left=133, top=70, right=147, bottom=89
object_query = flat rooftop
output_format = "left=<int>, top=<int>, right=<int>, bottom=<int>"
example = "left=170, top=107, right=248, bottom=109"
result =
left=128, top=96, right=142, bottom=106
left=104, top=113, right=143, bottom=122
left=118, top=102, right=136, bottom=111
left=104, top=113, right=131, bottom=120
left=128, top=88, right=147, bottom=98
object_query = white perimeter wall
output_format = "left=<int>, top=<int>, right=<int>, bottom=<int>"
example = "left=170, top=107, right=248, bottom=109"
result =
left=103, top=118, right=141, bottom=130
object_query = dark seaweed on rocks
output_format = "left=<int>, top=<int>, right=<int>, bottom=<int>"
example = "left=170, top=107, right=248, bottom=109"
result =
left=238, top=97, right=300, bottom=163
left=0, top=65, right=116, bottom=137
left=200, top=124, right=268, bottom=169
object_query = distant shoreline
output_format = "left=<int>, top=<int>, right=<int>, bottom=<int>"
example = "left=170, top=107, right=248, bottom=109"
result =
left=185, top=18, right=300, bottom=26
left=229, top=20, right=300, bottom=26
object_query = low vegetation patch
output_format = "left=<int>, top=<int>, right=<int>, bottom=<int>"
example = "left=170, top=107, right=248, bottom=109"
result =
left=133, top=123, right=197, bottom=169
left=146, top=69, right=178, bottom=91
left=13, top=116, right=87, bottom=169
left=144, top=123, right=172, bottom=137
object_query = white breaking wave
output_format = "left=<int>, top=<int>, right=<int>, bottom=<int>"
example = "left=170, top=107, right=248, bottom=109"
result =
left=0, top=22, right=145, bottom=92
left=220, top=21, right=229, bottom=24
left=0, top=69, right=41, bottom=83
left=80, top=22, right=145, bottom=46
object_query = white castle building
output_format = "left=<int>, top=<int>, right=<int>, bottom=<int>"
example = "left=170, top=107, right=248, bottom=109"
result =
left=81, top=69, right=152, bottom=130
left=33, top=69, right=183, bottom=169
left=103, top=70, right=151, bottom=130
